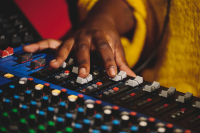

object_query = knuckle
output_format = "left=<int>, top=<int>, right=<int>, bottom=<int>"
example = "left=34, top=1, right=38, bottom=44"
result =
left=75, top=43, right=89, bottom=51
left=77, top=59, right=88, bottom=66
left=104, top=58, right=114, bottom=64
left=97, top=42, right=110, bottom=50
left=93, top=29, right=101, bottom=36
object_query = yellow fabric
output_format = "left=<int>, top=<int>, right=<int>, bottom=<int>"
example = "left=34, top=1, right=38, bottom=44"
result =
left=77, top=0, right=147, bottom=68
left=77, top=0, right=200, bottom=97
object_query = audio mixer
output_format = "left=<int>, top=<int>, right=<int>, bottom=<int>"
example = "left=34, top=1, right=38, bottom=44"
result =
left=1, top=1, right=200, bottom=133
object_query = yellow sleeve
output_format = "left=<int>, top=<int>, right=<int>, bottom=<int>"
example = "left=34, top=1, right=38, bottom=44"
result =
left=77, top=0, right=147, bottom=68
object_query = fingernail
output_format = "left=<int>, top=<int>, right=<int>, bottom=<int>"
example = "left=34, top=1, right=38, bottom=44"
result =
left=109, top=66, right=116, bottom=76
left=79, top=67, right=86, bottom=74
left=51, top=59, right=56, bottom=63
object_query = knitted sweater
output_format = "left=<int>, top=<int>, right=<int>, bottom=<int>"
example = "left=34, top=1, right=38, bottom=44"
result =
left=77, top=0, right=200, bottom=97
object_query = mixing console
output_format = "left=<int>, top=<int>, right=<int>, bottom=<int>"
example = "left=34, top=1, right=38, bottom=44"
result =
left=0, top=1, right=200, bottom=133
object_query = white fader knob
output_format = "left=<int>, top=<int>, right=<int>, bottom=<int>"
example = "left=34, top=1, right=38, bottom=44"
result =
left=143, top=81, right=160, bottom=92
left=176, top=92, right=193, bottom=103
left=60, top=62, right=67, bottom=68
left=111, top=71, right=127, bottom=81
left=76, top=77, right=87, bottom=84
left=72, top=66, right=79, bottom=74
left=159, top=87, right=176, bottom=98
left=125, top=76, right=143, bottom=87
left=76, top=74, right=93, bottom=84
left=193, top=101, right=200, bottom=109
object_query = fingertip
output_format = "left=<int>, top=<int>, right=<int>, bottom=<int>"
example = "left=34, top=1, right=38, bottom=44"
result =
left=49, top=59, right=61, bottom=69
left=22, top=44, right=38, bottom=53
left=108, top=66, right=117, bottom=77
left=78, top=67, right=89, bottom=78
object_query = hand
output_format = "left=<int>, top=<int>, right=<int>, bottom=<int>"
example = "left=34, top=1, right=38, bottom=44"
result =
left=23, top=0, right=136, bottom=78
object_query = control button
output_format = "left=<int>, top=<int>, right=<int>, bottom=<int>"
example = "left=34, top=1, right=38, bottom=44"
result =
left=20, top=104, right=28, bottom=118
left=9, top=85, right=16, bottom=98
left=38, top=110, right=45, bottom=124
left=101, top=125, right=109, bottom=133
left=129, top=112, right=137, bottom=125
left=83, top=119, right=91, bottom=132
left=27, top=78, right=34, bottom=91
left=4, top=73, right=14, bottom=78
left=29, top=101, right=37, bottom=114
left=17, top=53, right=33, bottom=63
left=76, top=107, right=84, bottom=122
left=35, top=84, right=44, bottom=89
left=112, top=106, right=119, bottom=119
left=72, top=66, right=78, bottom=74
left=41, top=96, right=49, bottom=110
left=121, top=115, right=129, bottom=129
left=165, top=123, right=173, bottom=133
left=56, top=117, right=64, bottom=130
left=24, top=90, right=32, bottom=104
left=76, top=76, right=87, bottom=84
left=92, top=84, right=98, bottom=88
left=12, top=95, right=20, bottom=108
left=148, top=117, right=156, bottom=131
left=130, top=93, right=136, bottom=97
left=176, top=92, right=193, bottom=103
left=51, top=92, right=59, bottom=107
left=113, top=87, right=119, bottom=92
left=43, top=83, right=50, bottom=96
left=76, top=74, right=93, bottom=84
left=96, top=82, right=102, bottom=86
left=58, top=102, right=66, bottom=116
left=10, top=108, right=19, bottom=123
left=47, top=107, right=54, bottom=120
left=193, top=101, right=200, bottom=108
left=86, top=74, right=93, bottom=82
left=86, top=103, right=94, bottom=118
left=103, top=109, right=112, bottom=123
left=157, top=127, right=166, bottom=133
left=65, top=113, right=73, bottom=126
left=65, top=127, right=73, bottom=133
left=126, top=76, right=143, bottom=87
left=138, top=121, right=148, bottom=133
left=65, top=70, right=70, bottom=74
left=147, top=98, right=152, bottom=102
left=52, top=89, right=61, bottom=95
left=112, top=71, right=127, bottom=81
left=74, top=123, right=82, bottom=132
left=68, top=58, right=74, bottom=66
left=112, top=75, right=122, bottom=81
left=68, top=97, right=76, bottom=113
left=47, top=121, right=55, bottom=133
left=34, top=86, right=42, bottom=101
left=37, top=125, right=46, bottom=133
left=19, top=118, right=28, bottom=132
left=159, top=87, right=176, bottom=98
left=93, top=70, right=99, bottom=75
left=143, top=81, right=160, bottom=92
left=111, top=120, right=120, bottom=132
left=95, top=100, right=102, bottom=113
left=0, top=47, right=14, bottom=58
left=3, top=99, right=11, bottom=111
left=94, top=114, right=102, bottom=127
left=103, top=91, right=109, bottom=96
left=28, top=114, right=36, bottom=128
left=130, top=126, right=138, bottom=133
left=60, top=61, right=67, bottom=68
left=77, top=94, right=84, bottom=107
left=0, top=90, right=3, bottom=102
left=30, top=58, right=46, bottom=69
left=68, top=95, right=78, bottom=100
left=60, top=88, right=67, bottom=102
left=163, top=104, right=169, bottom=108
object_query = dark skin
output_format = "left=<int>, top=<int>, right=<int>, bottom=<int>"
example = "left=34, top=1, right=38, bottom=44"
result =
left=23, top=0, right=136, bottom=78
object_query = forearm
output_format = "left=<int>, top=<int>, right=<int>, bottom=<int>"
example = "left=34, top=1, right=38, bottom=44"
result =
left=83, top=0, right=135, bottom=36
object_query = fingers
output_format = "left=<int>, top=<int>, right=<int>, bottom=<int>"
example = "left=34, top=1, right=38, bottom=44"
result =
left=23, top=39, right=62, bottom=53
left=49, top=38, right=74, bottom=69
left=93, top=31, right=117, bottom=77
left=74, top=35, right=91, bottom=78
left=115, top=41, right=136, bottom=77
